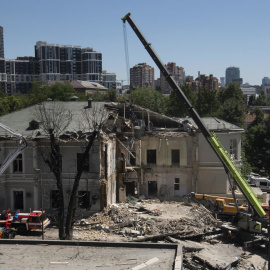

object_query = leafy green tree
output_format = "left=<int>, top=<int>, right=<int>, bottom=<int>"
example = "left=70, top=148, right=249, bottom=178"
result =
left=254, top=92, right=268, bottom=106
left=244, top=108, right=270, bottom=174
left=248, top=92, right=269, bottom=106
left=0, top=98, right=9, bottom=116
left=28, top=81, right=50, bottom=104
left=6, top=96, right=22, bottom=112
left=104, top=89, right=117, bottom=101
left=0, top=88, right=6, bottom=98
left=165, top=84, right=197, bottom=117
left=218, top=83, right=245, bottom=127
left=250, top=107, right=265, bottom=125
left=196, top=88, right=220, bottom=117
left=87, top=90, right=106, bottom=101
left=117, top=94, right=130, bottom=102
left=130, top=87, right=166, bottom=114
left=241, top=150, right=252, bottom=178
left=248, top=95, right=256, bottom=106
left=48, top=82, right=74, bottom=101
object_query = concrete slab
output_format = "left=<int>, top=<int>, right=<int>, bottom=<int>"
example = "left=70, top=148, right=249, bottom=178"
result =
left=0, top=240, right=178, bottom=270
left=194, top=242, right=243, bottom=269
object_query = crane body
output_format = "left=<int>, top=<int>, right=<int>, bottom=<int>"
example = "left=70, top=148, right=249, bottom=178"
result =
left=122, top=13, right=266, bottom=219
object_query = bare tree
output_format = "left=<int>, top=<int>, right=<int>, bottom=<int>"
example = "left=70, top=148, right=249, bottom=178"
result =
left=32, top=101, right=109, bottom=240
left=65, top=104, right=109, bottom=239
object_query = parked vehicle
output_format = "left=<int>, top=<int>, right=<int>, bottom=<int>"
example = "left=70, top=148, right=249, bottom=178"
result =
left=248, top=176, right=270, bottom=192
left=0, top=209, right=50, bottom=234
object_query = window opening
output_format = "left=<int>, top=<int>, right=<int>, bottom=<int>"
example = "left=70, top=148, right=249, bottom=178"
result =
left=77, top=153, right=89, bottom=172
left=230, top=139, right=237, bottom=160
left=14, top=191, right=24, bottom=210
left=147, top=150, right=156, bottom=164
left=171, top=150, right=180, bottom=165
left=130, top=151, right=136, bottom=166
left=174, top=178, right=180, bottom=190
left=13, top=153, right=23, bottom=172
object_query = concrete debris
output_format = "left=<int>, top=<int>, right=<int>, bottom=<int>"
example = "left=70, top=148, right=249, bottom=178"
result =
left=72, top=199, right=268, bottom=269
left=74, top=199, right=218, bottom=241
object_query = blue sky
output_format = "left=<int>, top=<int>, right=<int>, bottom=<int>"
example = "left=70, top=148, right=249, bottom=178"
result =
left=1, top=0, right=269, bottom=85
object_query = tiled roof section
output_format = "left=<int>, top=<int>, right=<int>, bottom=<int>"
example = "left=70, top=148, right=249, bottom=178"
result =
left=245, top=112, right=269, bottom=123
left=47, top=80, right=107, bottom=90
left=153, top=132, right=189, bottom=139
left=105, top=102, right=244, bottom=132
left=176, top=117, right=244, bottom=132
left=0, top=101, right=106, bottom=139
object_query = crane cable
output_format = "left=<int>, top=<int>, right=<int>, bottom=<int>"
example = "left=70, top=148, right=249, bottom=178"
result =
left=123, top=22, right=130, bottom=85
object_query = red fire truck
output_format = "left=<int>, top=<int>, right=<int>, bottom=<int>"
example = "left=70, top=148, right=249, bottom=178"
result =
left=0, top=209, right=50, bottom=234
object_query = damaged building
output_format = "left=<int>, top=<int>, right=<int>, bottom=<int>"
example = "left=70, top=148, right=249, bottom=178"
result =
left=0, top=101, right=117, bottom=216
left=105, top=102, right=245, bottom=202
left=0, top=100, right=246, bottom=215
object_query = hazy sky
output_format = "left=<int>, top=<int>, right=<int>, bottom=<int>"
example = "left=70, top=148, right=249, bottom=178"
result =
left=1, top=0, right=269, bottom=85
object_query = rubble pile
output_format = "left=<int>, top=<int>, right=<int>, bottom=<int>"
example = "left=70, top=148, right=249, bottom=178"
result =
left=73, top=199, right=219, bottom=241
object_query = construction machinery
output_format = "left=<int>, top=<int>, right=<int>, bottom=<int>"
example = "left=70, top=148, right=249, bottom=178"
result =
left=121, top=13, right=267, bottom=231
left=0, top=122, right=27, bottom=176
left=191, top=193, right=248, bottom=216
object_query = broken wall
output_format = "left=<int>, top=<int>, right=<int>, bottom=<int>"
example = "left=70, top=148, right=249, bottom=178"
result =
left=196, top=132, right=242, bottom=194
left=139, top=134, right=194, bottom=199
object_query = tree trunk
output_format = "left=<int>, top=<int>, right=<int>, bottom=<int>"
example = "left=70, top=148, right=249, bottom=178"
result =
left=65, top=130, right=98, bottom=239
left=46, top=130, right=66, bottom=240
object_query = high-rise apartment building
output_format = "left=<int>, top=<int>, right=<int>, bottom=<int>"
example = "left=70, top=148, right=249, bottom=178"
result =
left=220, top=77, right=225, bottom=87
left=35, top=42, right=102, bottom=82
left=102, top=71, right=116, bottom=89
left=193, top=73, right=219, bottom=92
left=130, top=63, right=154, bottom=90
left=4, top=57, right=40, bottom=94
left=0, top=26, right=4, bottom=58
left=225, top=67, right=242, bottom=86
left=160, top=62, right=185, bottom=94
left=0, top=26, right=108, bottom=95
left=262, top=77, right=270, bottom=86
left=0, top=26, right=5, bottom=92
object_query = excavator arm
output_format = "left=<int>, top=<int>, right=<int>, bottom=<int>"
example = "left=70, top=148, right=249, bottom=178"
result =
left=122, top=13, right=266, bottom=218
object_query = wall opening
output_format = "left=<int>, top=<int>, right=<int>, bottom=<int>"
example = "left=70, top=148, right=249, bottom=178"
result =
left=126, top=182, right=135, bottom=196
left=13, top=191, right=24, bottom=210
left=148, top=181, right=157, bottom=197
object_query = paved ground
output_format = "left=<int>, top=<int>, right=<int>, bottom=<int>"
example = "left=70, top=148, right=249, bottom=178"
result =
left=0, top=242, right=176, bottom=270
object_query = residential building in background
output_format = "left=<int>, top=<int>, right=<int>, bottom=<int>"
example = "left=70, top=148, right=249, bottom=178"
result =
left=220, top=77, right=225, bottom=87
left=130, top=63, right=154, bottom=90
left=160, top=62, right=185, bottom=94
left=35, top=41, right=102, bottom=82
left=0, top=26, right=4, bottom=58
left=154, top=78, right=160, bottom=89
left=225, top=67, right=242, bottom=86
left=102, top=70, right=116, bottom=89
left=3, top=57, right=40, bottom=94
left=262, top=85, right=270, bottom=98
left=241, top=83, right=257, bottom=104
left=193, top=73, right=219, bottom=92
left=0, top=26, right=5, bottom=92
left=262, top=77, right=270, bottom=86
left=0, top=26, right=116, bottom=95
